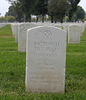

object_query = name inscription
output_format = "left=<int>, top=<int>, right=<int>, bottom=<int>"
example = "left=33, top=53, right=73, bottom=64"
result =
left=33, top=42, right=59, bottom=52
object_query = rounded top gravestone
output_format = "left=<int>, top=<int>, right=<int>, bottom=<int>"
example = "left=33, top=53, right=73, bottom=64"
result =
left=68, top=24, right=81, bottom=43
left=26, top=26, right=67, bottom=93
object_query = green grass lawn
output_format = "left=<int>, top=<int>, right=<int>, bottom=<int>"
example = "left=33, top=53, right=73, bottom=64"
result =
left=0, top=24, right=12, bottom=36
left=0, top=25, right=86, bottom=100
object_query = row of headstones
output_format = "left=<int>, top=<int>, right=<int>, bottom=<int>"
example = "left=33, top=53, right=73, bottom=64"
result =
left=11, top=22, right=85, bottom=93
left=0, top=22, right=85, bottom=93
left=11, top=22, right=63, bottom=52
left=11, top=22, right=86, bottom=52
left=63, top=23, right=85, bottom=43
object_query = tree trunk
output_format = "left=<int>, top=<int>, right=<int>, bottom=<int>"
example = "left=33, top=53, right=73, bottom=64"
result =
left=51, top=14, right=53, bottom=23
left=24, top=14, right=31, bottom=22
left=25, top=16, right=28, bottom=22
left=18, top=14, right=21, bottom=22
left=36, top=16, right=39, bottom=23
left=28, top=15, right=31, bottom=22
left=24, top=15, right=26, bottom=22
left=54, top=17, right=57, bottom=23
left=42, top=15, right=44, bottom=23
left=60, top=16, right=63, bottom=23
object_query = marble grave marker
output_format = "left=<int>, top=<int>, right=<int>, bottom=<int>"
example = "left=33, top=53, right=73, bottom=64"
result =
left=26, top=26, right=67, bottom=93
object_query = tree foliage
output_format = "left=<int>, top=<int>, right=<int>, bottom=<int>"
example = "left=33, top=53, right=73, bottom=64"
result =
left=13, top=1, right=23, bottom=22
left=6, top=0, right=81, bottom=23
left=71, top=6, right=85, bottom=21
left=5, top=1, right=23, bottom=22
left=0, top=17, right=6, bottom=22
left=76, top=6, right=85, bottom=20
left=5, top=16, right=15, bottom=22
left=48, top=0, right=70, bottom=23
left=67, top=0, right=80, bottom=20
left=5, top=6, right=16, bottom=17
left=0, top=16, right=15, bottom=22
left=32, top=0, right=48, bottom=22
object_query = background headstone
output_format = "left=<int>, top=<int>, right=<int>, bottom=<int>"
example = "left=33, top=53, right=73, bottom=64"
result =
left=14, top=23, right=18, bottom=43
left=18, top=23, right=36, bottom=52
left=68, top=25, right=81, bottom=43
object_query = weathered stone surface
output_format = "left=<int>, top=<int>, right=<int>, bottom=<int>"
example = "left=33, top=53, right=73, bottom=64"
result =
left=68, top=25, right=81, bottom=43
left=11, top=23, right=16, bottom=37
left=18, top=23, right=36, bottom=52
left=79, top=24, right=85, bottom=36
left=26, top=26, right=67, bottom=93
left=14, top=24, right=18, bottom=43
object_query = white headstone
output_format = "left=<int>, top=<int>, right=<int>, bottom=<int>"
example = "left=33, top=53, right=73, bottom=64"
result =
left=68, top=25, right=81, bottom=43
left=14, top=23, right=18, bottom=43
left=63, top=24, right=69, bottom=32
left=79, top=24, right=85, bottom=36
left=11, top=23, right=16, bottom=37
left=18, top=23, right=36, bottom=52
left=26, top=26, right=67, bottom=93
left=53, top=24, right=62, bottom=29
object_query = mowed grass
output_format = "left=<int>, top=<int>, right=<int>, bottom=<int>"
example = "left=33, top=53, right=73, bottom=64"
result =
left=0, top=24, right=12, bottom=36
left=0, top=25, right=86, bottom=100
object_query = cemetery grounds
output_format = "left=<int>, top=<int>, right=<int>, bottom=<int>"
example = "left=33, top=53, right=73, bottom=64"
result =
left=0, top=24, right=86, bottom=100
